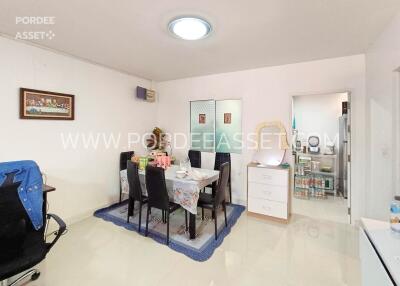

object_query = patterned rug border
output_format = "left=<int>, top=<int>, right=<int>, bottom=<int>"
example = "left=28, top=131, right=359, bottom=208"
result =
left=93, top=201, right=245, bottom=262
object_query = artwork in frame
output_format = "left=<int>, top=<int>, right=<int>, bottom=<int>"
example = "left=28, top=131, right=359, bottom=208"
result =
left=20, top=88, right=75, bottom=120
left=190, top=99, right=242, bottom=153
left=224, top=113, right=232, bottom=124
left=190, top=100, right=215, bottom=152
left=216, top=100, right=242, bottom=154
left=199, top=114, right=206, bottom=124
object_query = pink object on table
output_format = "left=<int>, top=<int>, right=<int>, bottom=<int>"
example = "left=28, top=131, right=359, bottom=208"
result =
left=154, top=154, right=171, bottom=169
left=156, top=156, right=162, bottom=168
left=162, top=156, right=168, bottom=168
left=166, top=156, right=171, bottom=167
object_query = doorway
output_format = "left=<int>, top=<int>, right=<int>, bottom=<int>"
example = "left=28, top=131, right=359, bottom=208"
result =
left=291, top=92, right=351, bottom=224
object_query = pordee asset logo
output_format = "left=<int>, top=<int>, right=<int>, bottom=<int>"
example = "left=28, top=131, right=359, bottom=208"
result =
left=15, top=16, right=56, bottom=41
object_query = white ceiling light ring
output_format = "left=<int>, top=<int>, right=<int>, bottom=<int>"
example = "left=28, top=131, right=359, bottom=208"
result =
left=168, top=16, right=212, bottom=40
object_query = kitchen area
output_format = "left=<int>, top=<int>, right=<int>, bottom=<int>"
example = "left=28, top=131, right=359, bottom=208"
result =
left=291, top=92, right=351, bottom=224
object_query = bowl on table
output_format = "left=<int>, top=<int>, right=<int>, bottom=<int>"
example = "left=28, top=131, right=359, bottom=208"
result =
left=176, top=170, right=187, bottom=179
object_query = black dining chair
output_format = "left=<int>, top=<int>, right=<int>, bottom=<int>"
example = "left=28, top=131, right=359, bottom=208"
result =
left=126, top=161, right=148, bottom=233
left=198, top=162, right=230, bottom=240
left=188, top=150, right=201, bottom=168
left=213, top=152, right=232, bottom=202
left=119, top=151, right=134, bottom=202
left=145, top=165, right=188, bottom=245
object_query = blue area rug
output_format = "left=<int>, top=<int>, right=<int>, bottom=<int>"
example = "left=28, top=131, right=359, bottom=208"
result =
left=94, top=201, right=245, bottom=261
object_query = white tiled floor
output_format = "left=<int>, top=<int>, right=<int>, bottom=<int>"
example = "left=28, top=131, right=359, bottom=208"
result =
left=23, top=212, right=360, bottom=286
left=293, top=196, right=349, bottom=224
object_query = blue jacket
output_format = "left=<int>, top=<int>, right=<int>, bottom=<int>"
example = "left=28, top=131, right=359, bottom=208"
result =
left=0, top=160, right=43, bottom=230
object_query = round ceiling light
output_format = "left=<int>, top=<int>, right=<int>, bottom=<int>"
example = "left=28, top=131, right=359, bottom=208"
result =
left=168, top=17, right=212, bottom=40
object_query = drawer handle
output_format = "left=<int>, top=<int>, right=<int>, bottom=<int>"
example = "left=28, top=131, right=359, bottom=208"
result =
left=263, top=190, right=272, bottom=196
left=262, top=175, right=272, bottom=180
left=262, top=205, right=271, bottom=211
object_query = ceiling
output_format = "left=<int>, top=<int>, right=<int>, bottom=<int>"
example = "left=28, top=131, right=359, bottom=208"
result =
left=1, top=0, right=399, bottom=81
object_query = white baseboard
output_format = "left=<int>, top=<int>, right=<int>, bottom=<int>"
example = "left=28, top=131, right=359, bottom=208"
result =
left=46, top=202, right=114, bottom=233
left=65, top=203, right=112, bottom=226
left=233, top=198, right=247, bottom=207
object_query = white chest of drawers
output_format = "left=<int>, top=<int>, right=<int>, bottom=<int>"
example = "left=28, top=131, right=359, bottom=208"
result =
left=247, top=163, right=290, bottom=222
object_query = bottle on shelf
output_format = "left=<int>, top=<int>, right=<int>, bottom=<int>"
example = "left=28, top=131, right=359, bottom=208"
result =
left=390, top=201, right=400, bottom=234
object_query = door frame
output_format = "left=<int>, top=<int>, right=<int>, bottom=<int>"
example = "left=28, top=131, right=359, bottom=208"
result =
left=394, top=69, right=400, bottom=195
left=290, top=91, right=352, bottom=224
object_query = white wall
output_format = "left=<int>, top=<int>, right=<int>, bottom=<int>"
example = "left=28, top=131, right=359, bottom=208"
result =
left=365, top=11, right=400, bottom=220
left=293, top=92, right=348, bottom=149
left=0, top=37, right=157, bottom=224
left=156, top=55, right=366, bottom=223
left=0, top=36, right=371, bottom=225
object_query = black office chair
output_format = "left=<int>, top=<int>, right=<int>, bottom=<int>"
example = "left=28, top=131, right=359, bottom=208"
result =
left=0, top=176, right=66, bottom=286
left=198, top=162, right=230, bottom=240
left=126, top=161, right=148, bottom=233
left=145, top=165, right=188, bottom=245
left=119, top=151, right=134, bottom=202
left=188, top=150, right=201, bottom=168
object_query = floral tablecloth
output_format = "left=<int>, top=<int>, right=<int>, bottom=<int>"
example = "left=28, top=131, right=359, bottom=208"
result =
left=120, top=165, right=219, bottom=214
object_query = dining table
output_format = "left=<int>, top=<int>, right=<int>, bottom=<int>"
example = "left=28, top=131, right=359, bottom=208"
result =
left=120, top=164, right=219, bottom=239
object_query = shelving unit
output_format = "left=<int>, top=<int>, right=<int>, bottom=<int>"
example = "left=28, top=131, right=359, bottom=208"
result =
left=310, top=170, right=336, bottom=176
left=294, top=152, right=338, bottom=200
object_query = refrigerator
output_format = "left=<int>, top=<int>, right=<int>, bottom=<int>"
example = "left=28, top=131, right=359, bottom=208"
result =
left=338, top=114, right=348, bottom=198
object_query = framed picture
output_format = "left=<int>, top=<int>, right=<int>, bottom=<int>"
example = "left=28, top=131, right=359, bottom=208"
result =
left=20, top=88, right=75, bottom=120
left=199, top=114, right=206, bottom=124
left=224, top=113, right=232, bottom=124
left=190, top=100, right=215, bottom=152
left=216, top=100, right=242, bottom=153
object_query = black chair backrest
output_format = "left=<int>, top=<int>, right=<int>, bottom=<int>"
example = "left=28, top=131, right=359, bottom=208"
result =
left=120, top=151, right=134, bottom=171
left=188, top=150, right=201, bottom=168
left=214, top=152, right=230, bottom=171
left=215, top=152, right=231, bottom=182
left=127, top=161, right=143, bottom=201
left=145, top=165, right=169, bottom=210
left=215, top=162, right=230, bottom=206
left=0, top=181, right=44, bottom=263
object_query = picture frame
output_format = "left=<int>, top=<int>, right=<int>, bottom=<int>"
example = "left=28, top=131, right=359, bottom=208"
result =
left=20, top=88, right=75, bottom=120
left=190, top=100, right=215, bottom=152
left=224, top=113, right=232, bottom=124
left=215, top=99, right=242, bottom=153
left=199, top=114, right=206, bottom=124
